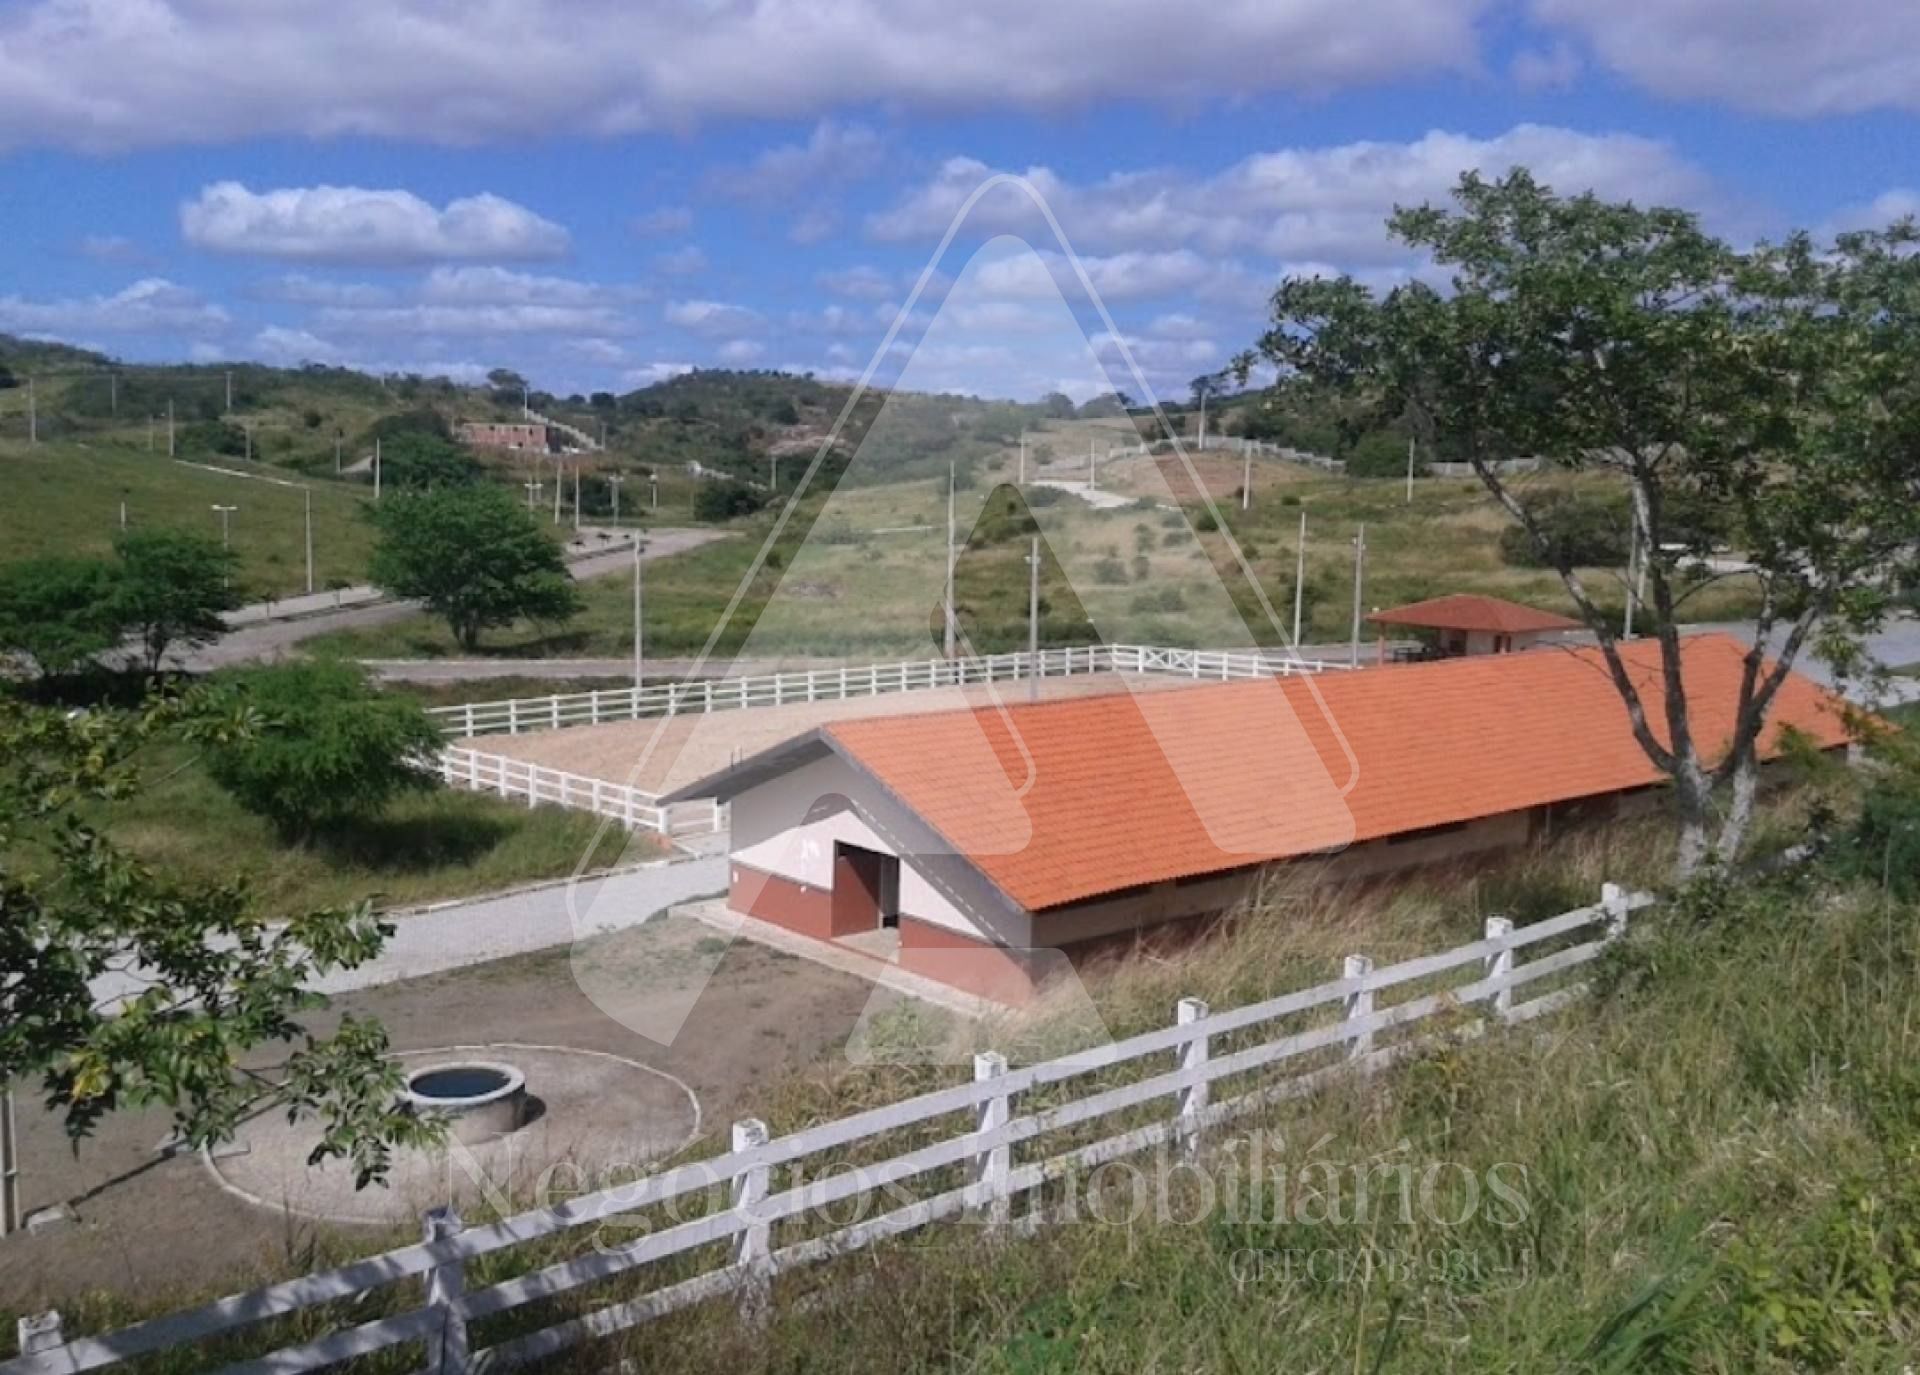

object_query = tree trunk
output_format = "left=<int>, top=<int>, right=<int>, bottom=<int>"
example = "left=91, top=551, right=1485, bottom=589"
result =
left=1672, top=758, right=1716, bottom=879
left=1710, top=750, right=1760, bottom=868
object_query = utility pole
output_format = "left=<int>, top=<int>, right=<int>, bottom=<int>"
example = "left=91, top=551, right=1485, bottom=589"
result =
left=119, top=490, right=128, bottom=532
left=572, top=464, right=581, bottom=530
left=607, top=473, right=624, bottom=528
left=1349, top=523, right=1367, bottom=669
left=1026, top=536, right=1041, bottom=702
left=522, top=383, right=529, bottom=419
left=211, top=504, right=237, bottom=590
left=1242, top=443, right=1253, bottom=512
left=552, top=469, right=562, bottom=524
left=641, top=533, right=656, bottom=691
left=1198, top=389, right=1208, bottom=448
left=1018, top=431, right=1026, bottom=485
left=1293, top=510, right=1307, bottom=647
left=770, top=454, right=778, bottom=492
left=650, top=474, right=658, bottom=512
left=1405, top=436, right=1415, bottom=505
left=225, top=370, right=232, bottom=413
left=1, top=1085, right=18, bottom=1237
left=243, top=420, right=252, bottom=463
left=303, top=487, right=314, bottom=595
left=944, top=462, right=958, bottom=659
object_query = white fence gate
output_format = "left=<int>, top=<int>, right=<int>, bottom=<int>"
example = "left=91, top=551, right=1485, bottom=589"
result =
left=3, top=884, right=1652, bottom=1375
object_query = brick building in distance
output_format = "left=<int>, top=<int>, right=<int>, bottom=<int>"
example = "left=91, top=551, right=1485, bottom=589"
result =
left=457, top=421, right=549, bottom=452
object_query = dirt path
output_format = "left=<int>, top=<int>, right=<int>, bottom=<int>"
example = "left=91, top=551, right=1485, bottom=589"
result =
left=0, top=921, right=889, bottom=1311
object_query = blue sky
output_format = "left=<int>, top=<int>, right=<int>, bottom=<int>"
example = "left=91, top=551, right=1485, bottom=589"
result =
left=1, top=0, right=1915, bottom=404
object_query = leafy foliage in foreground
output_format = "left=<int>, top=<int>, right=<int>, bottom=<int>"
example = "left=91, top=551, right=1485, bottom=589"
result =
left=0, top=693, right=435, bottom=1186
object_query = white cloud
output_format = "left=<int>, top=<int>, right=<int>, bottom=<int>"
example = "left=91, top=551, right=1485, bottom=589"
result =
left=1530, top=0, right=1920, bottom=115
left=818, top=265, right=899, bottom=300
left=706, top=121, right=884, bottom=201
left=716, top=338, right=766, bottom=363
left=317, top=303, right=629, bottom=336
left=250, top=325, right=342, bottom=364
left=623, top=361, right=695, bottom=388
left=664, top=299, right=765, bottom=335
left=0, top=278, right=229, bottom=335
left=652, top=245, right=708, bottom=276
left=75, top=233, right=144, bottom=263
left=1817, top=189, right=1920, bottom=238
left=253, top=273, right=395, bottom=307
left=0, top=2, right=1489, bottom=151
left=632, top=206, right=694, bottom=237
left=417, top=265, right=641, bottom=306
left=868, top=127, right=1722, bottom=267
left=180, top=182, right=569, bottom=264
left=970, top=248, right=1257, bottom=304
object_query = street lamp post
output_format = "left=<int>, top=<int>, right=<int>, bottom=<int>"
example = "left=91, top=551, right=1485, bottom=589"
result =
left=212, top=504, right=237, bottom=590
left=607, top=474, right=624, bottom=528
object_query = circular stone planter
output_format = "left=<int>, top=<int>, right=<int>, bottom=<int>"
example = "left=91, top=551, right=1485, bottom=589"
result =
left=402, top=1061, right=528, bottom=1144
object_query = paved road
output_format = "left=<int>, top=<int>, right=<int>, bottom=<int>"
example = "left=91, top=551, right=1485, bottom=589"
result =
left=1687, top=616, right=1920, bottom=706
left=86, top=853, right=729, bottom=1006
left=171, top=527, right=726, bottom=671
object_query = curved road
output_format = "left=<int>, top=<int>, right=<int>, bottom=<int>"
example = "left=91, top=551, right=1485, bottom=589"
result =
left=173, top=527, right=727, bottom=671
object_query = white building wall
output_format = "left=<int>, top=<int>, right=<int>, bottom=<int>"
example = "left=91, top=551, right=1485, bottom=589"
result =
left=728, top=751, right=1031, bottom=948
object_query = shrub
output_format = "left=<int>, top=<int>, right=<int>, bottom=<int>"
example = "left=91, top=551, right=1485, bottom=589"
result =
left=203, top=660, right=444, bottom=839
left=1091, top=557, right=1129, bottom=586
left=693, top=480, right=767, bottom=522
left=1498, top=490, right=1629, bottom=569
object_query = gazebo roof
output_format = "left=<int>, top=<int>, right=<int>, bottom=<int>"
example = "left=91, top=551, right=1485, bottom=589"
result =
left=1365, top=593, right=1582, bottom=635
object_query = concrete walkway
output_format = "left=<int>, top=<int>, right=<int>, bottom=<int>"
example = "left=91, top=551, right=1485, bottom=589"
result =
left=85, top=854, right=729, bottom=1007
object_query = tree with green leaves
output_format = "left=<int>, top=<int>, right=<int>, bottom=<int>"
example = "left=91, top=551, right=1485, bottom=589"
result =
left=368, top=483, right=580, bottom=650
left=202, top=660, right=444, bottom=839
left=112, top=528, right=242, bottom=674
left=376, top=430, right=483, bottom=491
left=0, top=555, right=123, bottom=680
left=1250, top=170, right=1920, bottom=875
left=0, top=692, right=436, bottom=1186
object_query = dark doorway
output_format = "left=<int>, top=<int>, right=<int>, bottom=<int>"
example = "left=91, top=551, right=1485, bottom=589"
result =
left=831, top=843, right=898, bottom=936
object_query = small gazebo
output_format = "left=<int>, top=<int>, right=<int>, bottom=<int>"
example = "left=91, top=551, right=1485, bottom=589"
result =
left=1367, top=593, right=1581, bottom=659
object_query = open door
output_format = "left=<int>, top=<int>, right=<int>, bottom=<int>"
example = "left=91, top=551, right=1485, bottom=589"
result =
left=831, top=843, right=897, bottom=936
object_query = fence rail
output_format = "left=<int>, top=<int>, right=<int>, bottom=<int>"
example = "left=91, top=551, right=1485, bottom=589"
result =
left=3, top=883, right=1652, bottom=1375
left=427, top=644, right=1351, bottom=740
left=436, top=748, right=722, bottom=837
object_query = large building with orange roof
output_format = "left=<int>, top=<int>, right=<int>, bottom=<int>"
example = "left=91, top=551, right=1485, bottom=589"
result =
left=665, top=634, right=1853, bottom=1000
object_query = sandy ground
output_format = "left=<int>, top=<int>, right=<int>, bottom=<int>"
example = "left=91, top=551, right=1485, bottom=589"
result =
left=0, top=917, right=888, bottom=1310
left=457, top=671, right=1197, bottom=796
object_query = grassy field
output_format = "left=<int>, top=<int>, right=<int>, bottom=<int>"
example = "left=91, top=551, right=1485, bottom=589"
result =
left=0, top=438, right=380, bottom=599
left=65, top=742, right=645, bottom=916
left=304, top=445, right=1767, bottom=662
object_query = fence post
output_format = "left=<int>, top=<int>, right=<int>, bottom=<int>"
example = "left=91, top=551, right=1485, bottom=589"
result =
left=1601, top=882, right=1630, bottom=939
left=1483, top=916, right=1514, bottom=1023
left=1176, top=998, right=1210, bottom=1156
left=1343, top=955, right=1375, bottom=1067
left=17, top=1312, right=62, bottom=1358
left=972, top=1052, right=1011, bottom=1225
left=731, top=1119, right=772, bottom=1323
left=462, top=703, right=475, bottom=737
left=589, top=689, right=600, bottom=725
left=422, top=1207, right=470, bottom=1374
left=550, top=697, right=560, bottom=730
left=508, top=698, right=519, bottom=735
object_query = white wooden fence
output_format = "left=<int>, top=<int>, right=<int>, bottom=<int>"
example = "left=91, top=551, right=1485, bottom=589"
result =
left=427, top=644, right=1351, bottom=740
left=435, top=748, right=723, bottom=838
left=3, top=883, right=1652, bottom=1375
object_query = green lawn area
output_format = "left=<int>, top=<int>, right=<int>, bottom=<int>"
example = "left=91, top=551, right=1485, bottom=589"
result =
left=0, top=438, right=379, bottom=599
left=303, top=455, right=1768, bottom=662
left=72, top=743, right=647, bottom=916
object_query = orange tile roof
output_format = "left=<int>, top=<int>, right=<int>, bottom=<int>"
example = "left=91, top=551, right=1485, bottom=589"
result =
left=1366, top=593, right=1582, bottom=634
left=822, top=635, right=1850, bottom=913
